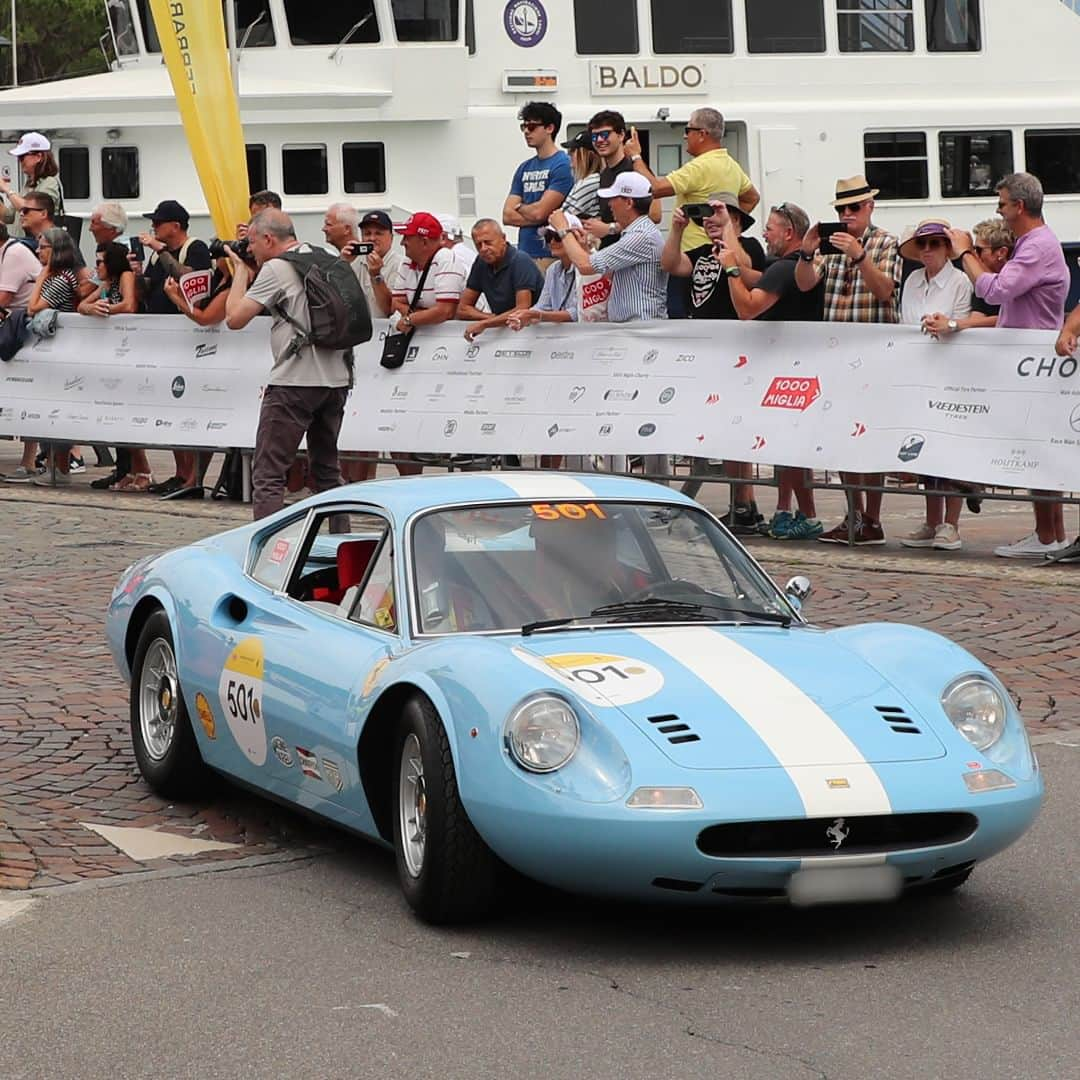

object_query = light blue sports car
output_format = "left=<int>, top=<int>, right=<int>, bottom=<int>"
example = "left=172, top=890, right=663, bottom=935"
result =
left=106, top=473, right=1043, bottom=922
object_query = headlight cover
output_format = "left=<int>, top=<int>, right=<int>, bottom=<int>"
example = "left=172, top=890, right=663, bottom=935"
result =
left=941, top=675, right=1007, bottom=751
left=505, top=694, right=580, bottom=773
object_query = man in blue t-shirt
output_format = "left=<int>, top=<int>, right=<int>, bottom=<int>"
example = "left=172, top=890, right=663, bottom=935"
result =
left=502, top=101, right=573, bottom=264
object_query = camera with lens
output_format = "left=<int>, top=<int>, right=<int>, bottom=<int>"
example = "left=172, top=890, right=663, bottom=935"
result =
left=208, top=236, right=251, bottom=261
left=682, top=203, right=715, bottom=224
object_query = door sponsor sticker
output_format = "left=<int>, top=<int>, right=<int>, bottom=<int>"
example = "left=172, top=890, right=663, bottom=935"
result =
left=296, top=747, right=322, bottom=781
left=217, top=637, right=267, bottom=765
left=271, top=736, right=293, bottom=768
left=194, top=692, right=216, bottom=739
left=513, top=649, right=664, bottom=706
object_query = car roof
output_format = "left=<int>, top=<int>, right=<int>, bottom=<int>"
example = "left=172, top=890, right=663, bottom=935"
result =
left=301, top=471, right=699, bottom=520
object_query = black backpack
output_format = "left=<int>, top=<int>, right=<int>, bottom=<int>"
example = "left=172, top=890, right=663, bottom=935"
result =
left=275, top=248, right=373, bottom=379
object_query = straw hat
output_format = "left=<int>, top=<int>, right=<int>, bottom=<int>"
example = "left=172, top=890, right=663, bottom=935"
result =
left=832, top=175, right=880, bottom=208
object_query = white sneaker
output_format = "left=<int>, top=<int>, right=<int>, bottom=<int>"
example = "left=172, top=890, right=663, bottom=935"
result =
left=900, top=523, right=936, bottom=548
left=994, top=533, right=1068, bottom=559
left=933, top=523, right=962, bottom=551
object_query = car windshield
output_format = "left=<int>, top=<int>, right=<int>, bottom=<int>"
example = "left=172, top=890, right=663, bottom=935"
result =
left=410, top=501, right=792, bottom=635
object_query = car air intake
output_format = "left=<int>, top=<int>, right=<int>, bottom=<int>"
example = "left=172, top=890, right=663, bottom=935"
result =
left=696, top=812, right=977, bottom=858
left=647, top=713, right=701, bottom=745
left=876, top=704, right=921, bottom=734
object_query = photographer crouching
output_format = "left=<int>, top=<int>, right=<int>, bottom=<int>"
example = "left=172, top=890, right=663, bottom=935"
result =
left=225, top=209, right=351, bottom=519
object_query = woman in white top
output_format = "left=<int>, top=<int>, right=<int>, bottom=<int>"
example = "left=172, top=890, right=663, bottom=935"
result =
left=898, top=219, right=973, bottom=551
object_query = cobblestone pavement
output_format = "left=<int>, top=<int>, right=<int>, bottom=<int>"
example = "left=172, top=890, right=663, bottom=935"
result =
left=2, top=453, right=1078, bottom=892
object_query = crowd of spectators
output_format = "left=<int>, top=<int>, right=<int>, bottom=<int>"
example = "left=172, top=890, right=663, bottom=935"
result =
left=1, top=119, right=1075, bottom=559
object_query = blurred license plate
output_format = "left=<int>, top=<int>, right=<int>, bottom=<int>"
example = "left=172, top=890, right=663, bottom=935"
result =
left=788, top=865, right=901, bottom=906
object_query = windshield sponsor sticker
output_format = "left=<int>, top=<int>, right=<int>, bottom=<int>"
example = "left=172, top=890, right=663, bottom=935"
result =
left=513, top=649, right=664, bottom=706
left=218, top=637, right=267, bottom=765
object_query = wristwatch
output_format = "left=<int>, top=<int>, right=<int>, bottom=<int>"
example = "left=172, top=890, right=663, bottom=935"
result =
left=555, top=228, right=568, bottom=240
left=947, top=319, right=958, bottom=332
left=371, top=273, right=383, bottom=284
left=798, top=250, right=815, bottom=262
left=724, top=266, right=741, bottom=278
left=630, top=154, right=642, bottom=163
left=607, top=222, right=618, bottom=236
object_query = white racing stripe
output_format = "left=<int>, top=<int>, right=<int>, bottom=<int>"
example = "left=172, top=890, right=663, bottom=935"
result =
left=635, top=627, right=892, bottom=818
left=497, top=474, right=597, bottom=500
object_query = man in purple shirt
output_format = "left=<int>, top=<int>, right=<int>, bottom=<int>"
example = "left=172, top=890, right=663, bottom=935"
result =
left=951, top=172, right=1070, bottom=559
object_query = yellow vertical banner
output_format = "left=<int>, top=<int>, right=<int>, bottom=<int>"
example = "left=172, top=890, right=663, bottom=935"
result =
left=148, top=0, right=250, bottom=238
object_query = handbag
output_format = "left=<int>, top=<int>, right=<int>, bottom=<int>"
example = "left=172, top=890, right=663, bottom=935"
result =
left=0, top=307, right=28, bottom=361
left=380, top=255, right=435, bottom=369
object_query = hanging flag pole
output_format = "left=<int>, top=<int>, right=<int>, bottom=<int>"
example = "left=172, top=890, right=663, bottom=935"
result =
left=10, top=0, right=18, bottom=88
left=224, top=0, right=238, bottom=95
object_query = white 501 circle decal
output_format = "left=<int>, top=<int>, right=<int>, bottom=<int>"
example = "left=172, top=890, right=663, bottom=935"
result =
left=218, top=637, right=267, bottom=765
left=513, top=649, right=664, bottom=706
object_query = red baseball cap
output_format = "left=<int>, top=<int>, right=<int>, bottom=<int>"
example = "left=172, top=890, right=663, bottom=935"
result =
left=394, top=212, right=443, bottom=239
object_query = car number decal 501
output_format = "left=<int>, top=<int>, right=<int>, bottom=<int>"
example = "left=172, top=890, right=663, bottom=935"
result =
left=218, top=636, right=267, bottom=765
left=513, top=649, right=664, bottom=706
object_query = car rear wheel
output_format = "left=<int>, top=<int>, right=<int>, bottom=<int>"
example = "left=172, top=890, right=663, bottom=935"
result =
left=130, top=610, right=207, bottom=798
left=392, top=693, right=501, bottom=923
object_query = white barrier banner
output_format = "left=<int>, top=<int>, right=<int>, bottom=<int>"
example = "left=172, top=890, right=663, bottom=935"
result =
left=1, top=315, right=1078, bottom=492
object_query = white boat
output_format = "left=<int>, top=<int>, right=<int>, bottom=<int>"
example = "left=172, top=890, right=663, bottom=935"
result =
left=0, top=0, right=1077, bottom=250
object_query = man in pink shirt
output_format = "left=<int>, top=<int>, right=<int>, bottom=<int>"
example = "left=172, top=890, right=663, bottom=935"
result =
left=951, top=172, right=1070, bottom=559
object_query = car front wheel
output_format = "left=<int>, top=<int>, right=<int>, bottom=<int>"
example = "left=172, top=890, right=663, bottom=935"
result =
left=392, top=693, right=502, bottom=923
left=130, top=610, right=207, bottom=798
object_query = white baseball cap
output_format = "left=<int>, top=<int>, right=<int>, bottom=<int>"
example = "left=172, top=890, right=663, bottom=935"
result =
left=596, top=172, right=652, bottom=200
left=544, top=212, right=583, bottom=236
left=11, top=132, right=50, bottom=157
left=436, top=213, right=464, bottom=240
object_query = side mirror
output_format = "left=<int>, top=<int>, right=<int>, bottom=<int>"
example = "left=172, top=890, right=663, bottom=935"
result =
left=784, top=575, right=812, bottom=607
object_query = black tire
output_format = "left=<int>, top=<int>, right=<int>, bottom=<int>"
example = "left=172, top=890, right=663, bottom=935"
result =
left=129, top=610, right=207, bottom=799
left=391, top=693, right=502, bottom=923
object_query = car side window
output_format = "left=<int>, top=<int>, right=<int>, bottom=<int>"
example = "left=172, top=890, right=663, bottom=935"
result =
left=249, top=514, right=308, bottom=591
left=350, top=540, right=396, bottom=632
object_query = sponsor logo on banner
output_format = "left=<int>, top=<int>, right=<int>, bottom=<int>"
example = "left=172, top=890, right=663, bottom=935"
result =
left=735, top=355, right=748, bottom=368
left=132, top=416, right=149, bottom=426
left=569, top=385, right=586, bottom=402
left=761, top=376, right=820, bottom=411
left=171, top=376, right=186, bottom=398
left=432, top=347, right=449, bottom=363
left=392, top=386, right=408, bottom=399
left=548, top=423, right=560, bottom=437
left=138, top=378, right=155, bottom=394
left=851, top=421, right=866, bottom=437
left=481, top=422, right=497, bottom=434
left=675, top=353, right=695, bottom=364
left=155, top=419, right=173, bottom=428
left=1017, top=355, right=1079, bottom=378
left=929, top=399, right=991, bottom=416
left=751, top=435, right=767, bottom=450
left=638, top=423, right=656, bottom=436
left=494, top=349, right=532, bottom=359
left=5, top=375, right=33, bottom=383
left=1069, top=404, right=1080, bottom=433
left=180, top=417, right=198, bottom=431
left=206, top=420, right=227, bottom=430
left=48, top=408, right=59, bottom=419
left=550, top=350, right=574, bottom=360
left=705, top=393, right=720, bottom=405
left=898, top=434, right=925, bottom=462
left=989, top=449, right=1038, bottom=473
left=64, top=376, right=85, bottom=391
left=377, top=423, right=397, bottom=433
left=658, top=386, right=676, bottom=404
left=195, top=343, right=218, bottom=358
left=592, top=346, right=625, bottom=362
left=20, top=409, right=41, bottom=420
left=444, top=419, right=458, bottom=436
left=406, top=346, right=420, bottom=360
left=604, top=388, right=638, bottom=402
left=598, top=424, right=613, bottom=436
left=100, top=377, right=122, bottom=390
left=466, top=345, right=480, bottom=359
left=642, top=349, right=658, bottom=365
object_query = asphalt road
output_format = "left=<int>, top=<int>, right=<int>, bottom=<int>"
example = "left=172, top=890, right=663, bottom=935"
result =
left=2, top=734, right=1076, bottom=1080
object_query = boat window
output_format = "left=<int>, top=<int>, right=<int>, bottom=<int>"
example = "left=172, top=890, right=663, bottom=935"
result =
left=864, top=131, right=928, bottom=199
left=106, top=0, right=140, bottom=56
left=939, top=131, right=1011, bottom=198
left=574, top=0, right=638, bottom=54
left=465, top=0, right=475, bottom=54
left=59, top=148, right=90, bottom=201
left=924, top=0, right=980, bottom=51
left=133, top=0, right=162, bottom=51
left=1025, top=130, right=1080, bottom=195
left=101, top=147, right=140, bottom=200
left=246, top=145, right=268, bottom=194
left=283, top=1, right=380, bottom=46
left=342, top=144, right=387, bottom=194
left=837, top=0, right=914, bottom=52
left=746, top=0, right=825, bottom=52
left=652, top=0, right=733, bottom=53
left=232, top=1, right=276, bottom=47
left=391, top=0, right=459, bottom=42
left=282, top=145, right=328, bottom=195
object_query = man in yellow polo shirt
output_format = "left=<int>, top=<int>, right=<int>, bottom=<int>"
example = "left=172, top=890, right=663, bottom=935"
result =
left=625, top=107, right=759, bottom=315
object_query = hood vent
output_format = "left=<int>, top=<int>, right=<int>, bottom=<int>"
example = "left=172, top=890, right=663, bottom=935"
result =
left=647, top=713, right=701, bottom=745
left=876, top=705, right=921, bottom=735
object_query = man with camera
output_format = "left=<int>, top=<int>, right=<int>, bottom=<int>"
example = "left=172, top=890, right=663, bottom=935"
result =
left=225, top=209, right=351, bottom=520
left=795, top=175, right=901, bottom=546
left=323, top=204, right=398, bottom=320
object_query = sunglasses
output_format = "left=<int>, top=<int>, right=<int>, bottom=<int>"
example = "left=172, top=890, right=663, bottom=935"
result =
left=520, top=121, right=546, bottom=132
left=914, top=236, right=946, bottom=250
left=590, top=129, right=616, bottom=142
left=18, top=206, right=44, bottom=215
left=771, top=203, right=798, bottom=227
left=837, top=201, right=867, bottom=216
left=973, top=244, right=989, bottom=255
left=996, top=199, right=1017, bottom=210
left=684, top=125, right=705, bottom=135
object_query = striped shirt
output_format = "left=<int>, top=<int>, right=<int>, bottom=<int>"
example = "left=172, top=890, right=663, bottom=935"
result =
left=563, top=173, right=601, bottom=220
left=815, top=225, right=901, bottom=324
left=390, top=246, right=465, bottom=309
left=39, top=269, right=78, bottom=312
left=588, top=216, right=667, bottom=322
left=535, top=260, right=578, bottom=320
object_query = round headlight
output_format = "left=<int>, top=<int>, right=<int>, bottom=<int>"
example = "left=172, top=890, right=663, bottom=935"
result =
left=941, top=676, right=1007, bottom=751
left=505, top=694, right=580, bottom=773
